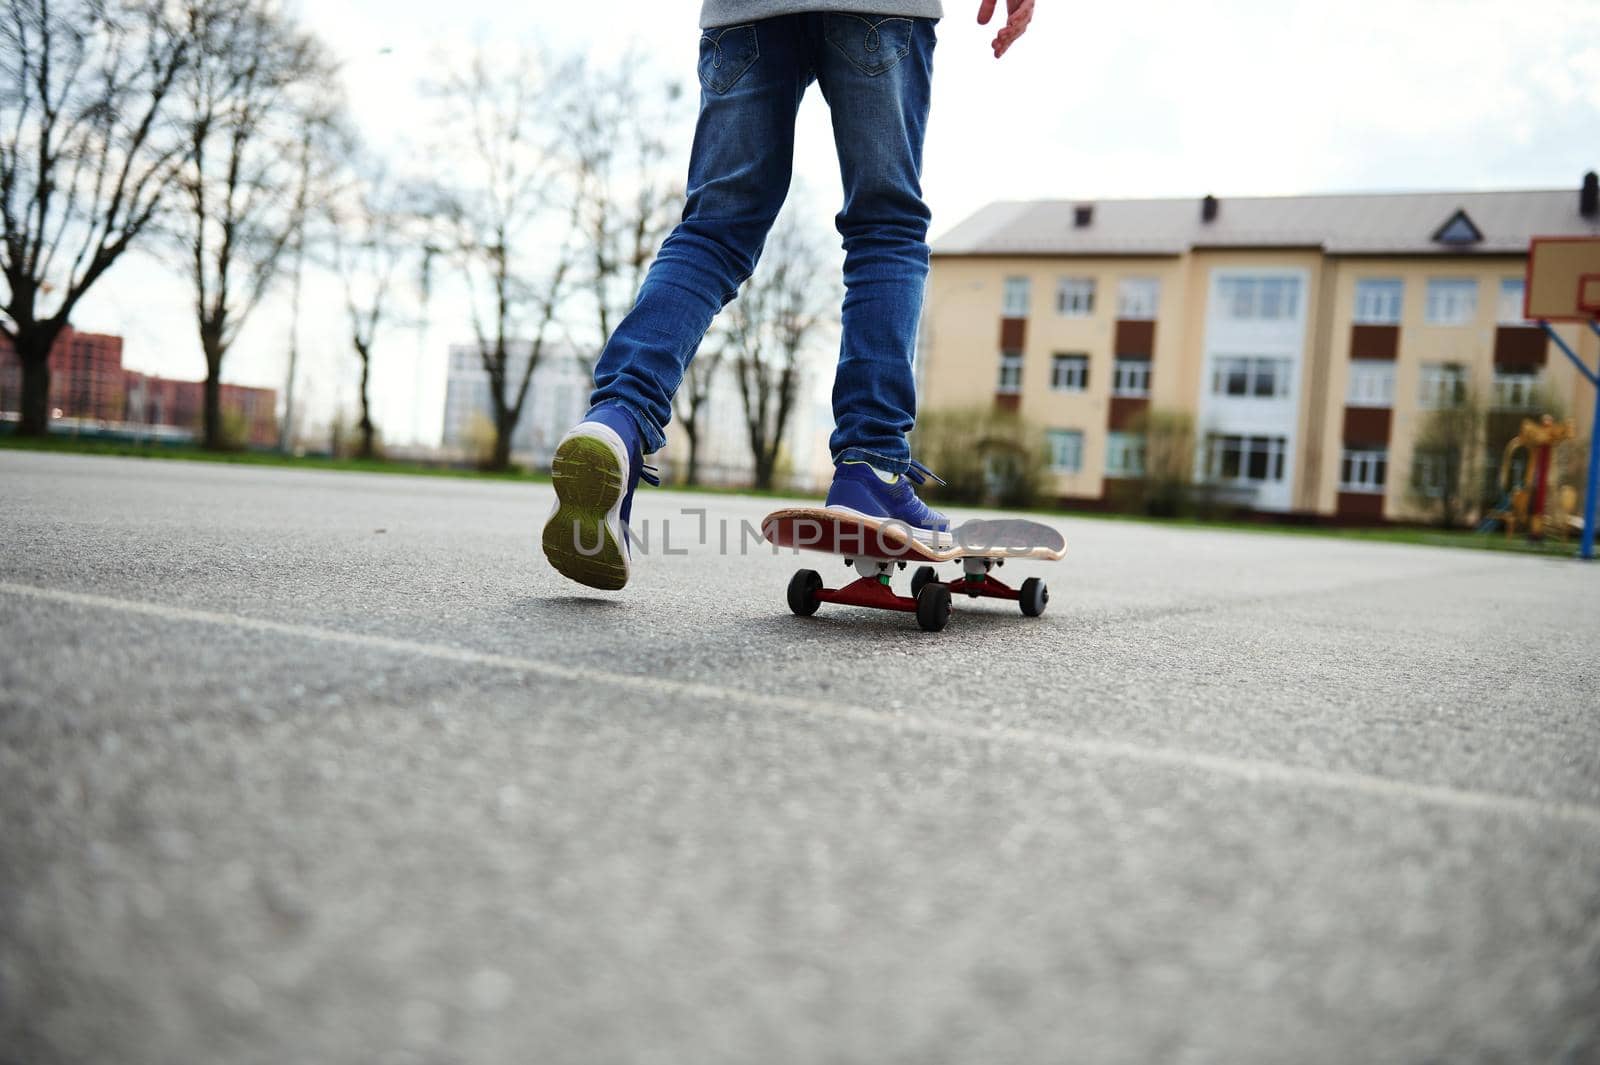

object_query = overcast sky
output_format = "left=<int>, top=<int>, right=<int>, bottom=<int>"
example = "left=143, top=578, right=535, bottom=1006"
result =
left=72, top=0, right=1600, bottom=446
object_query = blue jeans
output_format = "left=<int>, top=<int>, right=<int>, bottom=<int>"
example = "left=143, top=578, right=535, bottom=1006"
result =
left=588, top=13, right=938, bottom=475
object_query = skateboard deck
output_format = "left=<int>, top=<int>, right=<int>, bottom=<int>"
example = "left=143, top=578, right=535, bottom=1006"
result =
left=761, top=507, right=1067, bottom=632
left=761, top=508, right=1067, bottom=562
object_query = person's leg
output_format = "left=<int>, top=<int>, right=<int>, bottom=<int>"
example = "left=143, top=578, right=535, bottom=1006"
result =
left=546, top=17, right=811, bottom=590
left=812, top=13, right=938, bottom=475
left=586, top=18, right=813, bottom=452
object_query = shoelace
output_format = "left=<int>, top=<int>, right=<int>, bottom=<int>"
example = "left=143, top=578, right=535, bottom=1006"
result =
left=903, top=459, right=947, bottom=487
left=640, top=463, right=661, bottom=487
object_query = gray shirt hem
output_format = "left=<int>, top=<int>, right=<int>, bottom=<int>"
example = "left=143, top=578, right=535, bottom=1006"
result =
left=700, top=1, right=945, bottom=29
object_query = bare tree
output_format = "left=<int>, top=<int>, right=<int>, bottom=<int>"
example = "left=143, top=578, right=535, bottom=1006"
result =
left=0, top=0, right=191, bottom=436
left=327, top=157, right=409, bottom=460
left=672, top=327, right=726, bottom=486
left=175, top=0, right=336, bottom=449
left=426, top=49, right=580, bottom=472
left=728, top=213, right=835, bottom=492
left=561, top=53, right=684, bottom=376
left=1409, top=386, right=1486, bottom=529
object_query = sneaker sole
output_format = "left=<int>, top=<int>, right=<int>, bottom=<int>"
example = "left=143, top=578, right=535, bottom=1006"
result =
left=543, top=432, right=629, bottom=590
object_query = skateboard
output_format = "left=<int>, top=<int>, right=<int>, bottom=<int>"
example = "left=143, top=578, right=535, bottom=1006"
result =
left=761, top=507, right=1068, bottom=632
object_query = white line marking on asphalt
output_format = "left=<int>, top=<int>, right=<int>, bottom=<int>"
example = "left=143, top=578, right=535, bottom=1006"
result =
left=6, top=579, right=1599, bottom=831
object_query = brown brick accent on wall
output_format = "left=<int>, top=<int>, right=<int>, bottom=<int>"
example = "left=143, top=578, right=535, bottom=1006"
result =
left=1114, top=319, right=1156, bottom=357
left=1342, top=407, right=1392, bottom=446
left=1350, top=325, right=1399, bottom=361
left=1493, top=325, right=1548, bottom=370
left=1336, top=492, right=1386, bottom=523
left=994, top=393, right=1021, bottom=413
left=1000, top=317, right=1027, bottom=350
left=1108, top=396, right=1149, bottom=431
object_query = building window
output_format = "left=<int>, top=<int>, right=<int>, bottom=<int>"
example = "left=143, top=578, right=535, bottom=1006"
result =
left=1497, top=278, right=1527, bottom=325
left=1050, top=353, right=1088, bottom=392
left=1346, top=360, right=1395, bottom=408
left=1112, top=358, right=1152, bottom=397
left=1003, top=276, right=1031, bottom=317
left=1117, top=278, right=1160, bottom=320
left=997, top=349, right=1023, bottom=393
left=1340, top=447, right=1388, bottom=493
left=1354, top=279, right=1403, bottom=325
left=1425, top=279, right=1478, bottom=325
left=1418, top=362, right=1468, bottom=408
left=1105, top=431, right=1146, bottom=476
left=1218, top=276, right=1302, bottom=321
left=1211, top=356, right=1291, bottom=398
left=1492, top=369, right=1540, bottom=410
left=1207, top=434, right=1288, bottom=484
left=1056, top=277, right=1096, bottom=317
left=1046, top=429, right=1084, bottom=473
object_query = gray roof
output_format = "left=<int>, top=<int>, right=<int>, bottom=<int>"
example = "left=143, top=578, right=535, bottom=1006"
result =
left=932, top=188, right=1600, bottom=258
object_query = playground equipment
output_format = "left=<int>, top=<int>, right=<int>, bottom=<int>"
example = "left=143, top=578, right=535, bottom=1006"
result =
left=1486, top=414, right=1579, bottom=542
left=1524, top=237, right=1600, bottom=558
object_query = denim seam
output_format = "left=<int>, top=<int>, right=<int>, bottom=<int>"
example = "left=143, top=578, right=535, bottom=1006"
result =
left=824, top=15, right=913, bottom=77
left=698, top=25, right=760, bottom=95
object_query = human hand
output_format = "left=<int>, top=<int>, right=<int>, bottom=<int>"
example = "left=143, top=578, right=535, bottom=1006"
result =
left=977, top=0, right=1035, bottom=58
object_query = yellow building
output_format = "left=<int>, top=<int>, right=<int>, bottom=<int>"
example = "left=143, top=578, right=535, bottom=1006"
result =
left=922, top=176, right=1600, bottom=521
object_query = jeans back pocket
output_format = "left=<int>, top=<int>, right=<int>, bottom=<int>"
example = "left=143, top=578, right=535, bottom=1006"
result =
left=698, top=25, right=759, bottom=94
left=824, top=14, right=914, bottom=77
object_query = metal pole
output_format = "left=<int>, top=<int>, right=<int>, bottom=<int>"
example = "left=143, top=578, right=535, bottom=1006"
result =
left=1538, top=320, right=1600, bottom=559
left=1587, top=321, right=1600, bottom=560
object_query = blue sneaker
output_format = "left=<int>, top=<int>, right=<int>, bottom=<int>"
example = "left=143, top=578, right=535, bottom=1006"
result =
left=542, top=405, right=658, bottom=590
left=824, top=459, right=952, bottom=545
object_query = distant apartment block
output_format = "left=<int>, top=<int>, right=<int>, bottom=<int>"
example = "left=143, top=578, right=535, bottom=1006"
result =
left=922, top=174, right=1600, bottom=521
left=0, top=327, right=278, bottom=447
left=440, top=342, right=592, bottom=466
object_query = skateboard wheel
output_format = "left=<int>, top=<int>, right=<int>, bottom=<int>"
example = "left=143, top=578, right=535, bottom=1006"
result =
left=916, top=582, right=951, bottom=633
left=787, top=569, right=823, bottom=617
left=1020, top=577, right=1048, bottom=617
left=910, top=565, right=940, bottom=598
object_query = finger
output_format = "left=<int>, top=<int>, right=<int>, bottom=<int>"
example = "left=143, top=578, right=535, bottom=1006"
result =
left=977, top=0, right=998, bottom=25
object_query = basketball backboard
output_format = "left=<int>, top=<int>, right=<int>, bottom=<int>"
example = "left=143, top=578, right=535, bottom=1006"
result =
left=1525, top=236, right=1600, bottom=321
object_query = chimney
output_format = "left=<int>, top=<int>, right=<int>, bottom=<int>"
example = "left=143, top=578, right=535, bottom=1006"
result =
left=1073, top=204, right=1094, bottom=228
left=1582, top=171, right=1599, bottom=218
left=1201, top=194, right=1219, bottom=223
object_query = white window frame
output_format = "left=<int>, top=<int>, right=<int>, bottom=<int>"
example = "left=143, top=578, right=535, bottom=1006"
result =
left=1425, top=279, right=1478, bottom=326
left=1497, top=278, right=1527, bottom=325
left=1218, top=276, right=1303, bottom=322
left=1418, top=362, right=1468, bottom=409
left=1211, top=356, right=1291, bottom=399
left=1046, top=429, right=1084, bottom=473
left=1050, top=353, right=1089, bottom=392
left=1112, top=358, right=1152, bottom=398
left=1491, top=369, right=1539, bottom=410
left=1105, top=431, right=1146, bottom=477
left=1353, top=279, right=1403, bottom=325
left=1003, top=276, right=1031, bottom=317
left=1056, top=277, right=1096, bottom=317
left=1346, top=360, right=1395, bottom=408
left=1339, top=447, right=1388, bottom=494
left=997, top=349, right=1023, bottom=394
left=1117, top=278, right=1160, bottom=320
left=1207, top=434, right=1288, bottom=485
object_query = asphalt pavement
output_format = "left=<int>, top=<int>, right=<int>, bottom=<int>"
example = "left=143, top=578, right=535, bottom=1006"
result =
left=2, top=450, right=1598, bottom=1065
